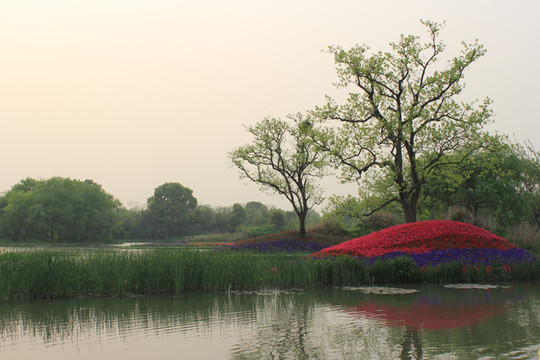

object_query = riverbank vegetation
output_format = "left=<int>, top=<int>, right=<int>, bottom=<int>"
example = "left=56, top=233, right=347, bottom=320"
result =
left=0, top=248, right=538, bottom=300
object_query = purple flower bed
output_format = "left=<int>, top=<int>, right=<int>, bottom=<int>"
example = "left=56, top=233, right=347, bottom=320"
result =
left=226, top=239, right=329, bottom=253
left=372, top=248, right=537, bottom=267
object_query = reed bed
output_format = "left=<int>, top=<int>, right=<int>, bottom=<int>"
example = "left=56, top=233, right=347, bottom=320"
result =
left=0, top=249, right=539, bottom=299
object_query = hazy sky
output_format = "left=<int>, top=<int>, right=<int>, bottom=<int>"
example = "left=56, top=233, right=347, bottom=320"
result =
left=1, top=0, right=539, bottom=210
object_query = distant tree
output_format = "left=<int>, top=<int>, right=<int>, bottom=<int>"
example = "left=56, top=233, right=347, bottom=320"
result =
left=311, top=20, right=492, bottom=222
left=212, top=206, right=233, bottom=234
left=230, top=114, right=327, bottom=235
left=114, top=207, right=145, bottom=239
left=193, top=205, right=216, bottom=234
left=245, top=201, right=269, bottom=226
left=145, top=182, right=197, bottom=238
left=305, top=209, right=322, bottom=226
left=0, top=189, right=34, bottom=241
left=268, top=208, right=286, bottom=228
left=227, top=203, right=247, bottom=232
left=0, top=177, right=120, bottom=242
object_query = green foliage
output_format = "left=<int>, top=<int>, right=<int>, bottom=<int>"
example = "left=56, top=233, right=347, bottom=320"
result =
left=268, top=208, right=286, bottom=228
left=191, top=205, right=217, bottom=234
left=144, top=182, right=198, bottom=238
left=420, top=137, right=540, bottom=229
left=0, top=177, right=120, bottom=242
left=245, top=202, right=270, bottom=226
left=311, top=20, right=491, bottom=222
left=113, top=207, right=145, bottom=239
left=228, top=203, right=247, bottom=232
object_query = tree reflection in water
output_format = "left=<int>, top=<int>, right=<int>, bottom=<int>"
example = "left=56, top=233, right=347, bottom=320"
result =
left=229, top=290, right=324, bottom=359
left=400, top=326, right=423, bottom=360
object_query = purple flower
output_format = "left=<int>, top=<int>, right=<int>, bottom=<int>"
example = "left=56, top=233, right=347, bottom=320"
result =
left=372, top=248, right=536, bottom=267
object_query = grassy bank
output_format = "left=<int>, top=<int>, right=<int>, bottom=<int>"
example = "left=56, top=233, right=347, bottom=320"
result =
left=1, top=249, right=539, bottom=299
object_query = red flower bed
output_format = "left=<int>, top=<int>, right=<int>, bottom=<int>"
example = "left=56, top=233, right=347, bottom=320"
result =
left=315, top=220, right=515, bottom=258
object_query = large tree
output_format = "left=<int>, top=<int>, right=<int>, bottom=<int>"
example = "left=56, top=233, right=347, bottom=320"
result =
left=229, top=114, right=326, bottom=235
left=312, top=20, right=492, bottom=222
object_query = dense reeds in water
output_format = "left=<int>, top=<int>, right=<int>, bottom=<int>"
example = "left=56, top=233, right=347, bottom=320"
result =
left=0, top=249, right=539, bottom=299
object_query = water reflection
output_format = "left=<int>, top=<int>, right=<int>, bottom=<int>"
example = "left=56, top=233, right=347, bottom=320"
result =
left=0, top=284, right=538, bottom=359
left=338, top=285, right=513, bottom=330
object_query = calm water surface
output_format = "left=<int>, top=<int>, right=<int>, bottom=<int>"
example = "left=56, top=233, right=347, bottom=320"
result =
left=0, top=283, right=539, bottom=360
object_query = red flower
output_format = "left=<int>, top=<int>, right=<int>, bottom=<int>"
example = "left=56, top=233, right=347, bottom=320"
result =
left=314, top=220, right=516, bottom=258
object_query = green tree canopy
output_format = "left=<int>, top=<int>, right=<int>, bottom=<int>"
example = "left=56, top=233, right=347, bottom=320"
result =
left=311, top=20, right=492, bottom=222
left=421, top=138, right=540, bottom=227
left=145, top=182, right=198, bottom=238
left=0, top=177, right=120, bottom=242
left=245, top=201, right=269, bottom=226
left=228, top=203, right=247, bottom=232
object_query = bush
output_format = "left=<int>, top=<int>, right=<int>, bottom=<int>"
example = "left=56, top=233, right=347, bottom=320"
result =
left=366, top=211, right=400, bottom=231
left=307, top=218, right=348, bottom=236
left=507, top=223, right=540, bottom=252
left=445, top=206, right=474, bottom=224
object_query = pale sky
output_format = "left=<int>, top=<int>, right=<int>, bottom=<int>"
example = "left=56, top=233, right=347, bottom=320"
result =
left=1, top=0, right=539, bottom=210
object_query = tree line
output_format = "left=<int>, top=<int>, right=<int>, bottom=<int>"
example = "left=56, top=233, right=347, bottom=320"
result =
left=0, top=178, right=320, bottom=242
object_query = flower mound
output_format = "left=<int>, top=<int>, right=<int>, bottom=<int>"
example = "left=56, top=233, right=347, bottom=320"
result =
left=314, top=220, right=535, bottom=266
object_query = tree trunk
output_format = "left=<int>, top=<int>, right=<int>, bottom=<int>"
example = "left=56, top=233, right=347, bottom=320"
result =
left=401, top=195, right=419, bottom=223
left=401, top=185, right=421, bottom=223
left=298, top=211, right=307, bottom=235
left=402, top=202, right=417, bottom=223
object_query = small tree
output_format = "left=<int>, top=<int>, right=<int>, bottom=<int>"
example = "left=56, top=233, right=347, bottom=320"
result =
left=312, top=20, right=492, bottom=222
left=229, top=114, right=327, bottom=235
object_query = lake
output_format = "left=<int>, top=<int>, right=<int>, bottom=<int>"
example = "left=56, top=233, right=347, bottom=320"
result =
left=0, top=282, right=539, bottom=359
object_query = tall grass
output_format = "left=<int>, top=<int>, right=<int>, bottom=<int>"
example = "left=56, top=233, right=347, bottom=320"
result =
left=0, top=250, right=539, bottom=299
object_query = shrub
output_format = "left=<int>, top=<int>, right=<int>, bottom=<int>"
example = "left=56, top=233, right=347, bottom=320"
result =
left=507, top=223, right=540, bottom=252
left=307, top=218, right=347, bottom=236
left=366, top=211, right=400, bottom=231
left=445, top=206, right=474, bottom=224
